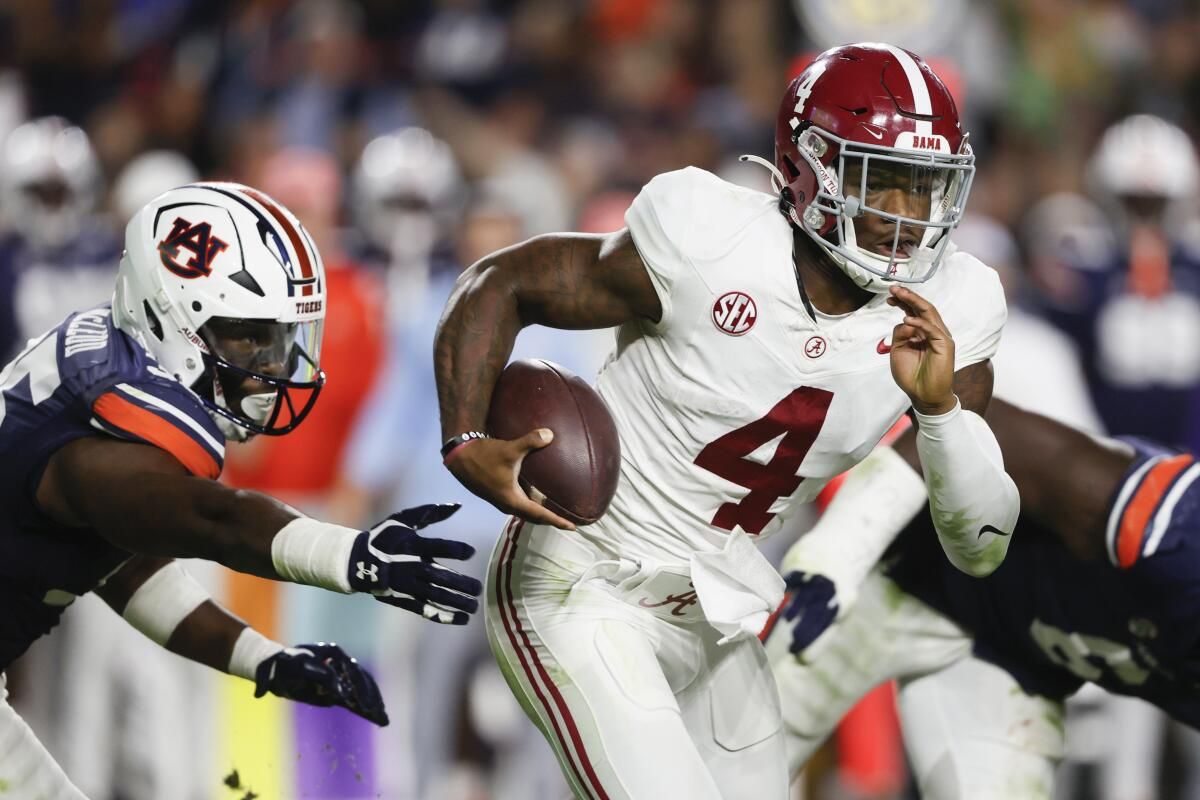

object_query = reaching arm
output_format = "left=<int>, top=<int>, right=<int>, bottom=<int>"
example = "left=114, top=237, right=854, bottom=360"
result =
left=96, top=555, right=389, bottom=725
left=887, top=285, right=1019, bottom=577
left=38, top=438, right=483, bottom=624
left=41, top=437, right=295, bottom=576
left=434, top=230, right=660, bottom=528
left=980, top=399, right=1127, bottom=561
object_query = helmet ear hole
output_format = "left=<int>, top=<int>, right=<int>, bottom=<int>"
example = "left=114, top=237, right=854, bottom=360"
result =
left=782, top=156, right=801, bottom=180
left=142, top=301, right=164, bottom=342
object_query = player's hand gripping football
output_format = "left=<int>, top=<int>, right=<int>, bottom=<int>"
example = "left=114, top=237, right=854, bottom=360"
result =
left=886, top=285, right=957, bottom=416
left=347, top=503, right=484, bottom=624
left=255, top=642, right=389, bottom=726
left=443, top=429, right=577, bottom=531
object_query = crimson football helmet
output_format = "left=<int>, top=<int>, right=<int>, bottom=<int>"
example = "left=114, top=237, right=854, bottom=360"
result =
left=758, top=43, right=974, bottom=292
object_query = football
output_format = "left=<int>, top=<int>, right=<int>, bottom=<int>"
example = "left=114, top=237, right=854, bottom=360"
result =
left=486, top=358, right=621, bottom=525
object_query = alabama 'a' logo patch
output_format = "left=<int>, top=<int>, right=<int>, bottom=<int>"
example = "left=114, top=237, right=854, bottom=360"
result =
left=712, top=291, right=757, bottom=336
left=158, top=217, right=229, bottom=279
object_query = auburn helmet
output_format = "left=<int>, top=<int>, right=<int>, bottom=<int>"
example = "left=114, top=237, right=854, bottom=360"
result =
left=765, top=43, right=975, bottom=292
left=112, top=183, right=326, bottom=441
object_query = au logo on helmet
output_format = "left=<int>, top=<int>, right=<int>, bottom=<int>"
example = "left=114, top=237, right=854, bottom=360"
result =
left=158, top=216, right=229, bottom=279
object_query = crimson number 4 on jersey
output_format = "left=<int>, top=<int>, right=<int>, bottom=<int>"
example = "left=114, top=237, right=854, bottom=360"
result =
left=693, top=386, right=833, bottom=533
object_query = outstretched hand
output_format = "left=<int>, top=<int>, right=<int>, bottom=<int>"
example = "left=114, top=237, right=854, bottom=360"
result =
left=886, top=285, right=957, bottom=416
left=443, top=429, right=577, bottom=531
left=347, top=503, right=484, bottom=624
left=256, top=642, right=389, bottom=726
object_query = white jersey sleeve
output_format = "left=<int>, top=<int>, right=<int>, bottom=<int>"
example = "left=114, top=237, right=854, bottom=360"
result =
left=625, top=167, right=771, bottom=330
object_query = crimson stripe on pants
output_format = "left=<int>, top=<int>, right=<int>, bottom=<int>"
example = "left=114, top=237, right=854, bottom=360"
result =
left=496, top=518, right=611, bottom=800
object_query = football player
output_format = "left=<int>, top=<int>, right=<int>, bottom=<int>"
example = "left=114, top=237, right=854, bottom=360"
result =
left=771, top=398, right=1200, bottom=799
left=0, top=117, right=120, bottom=362
left=434, top=43, right=1018, bottom=799
left=0, top=183, right=482, bottom=798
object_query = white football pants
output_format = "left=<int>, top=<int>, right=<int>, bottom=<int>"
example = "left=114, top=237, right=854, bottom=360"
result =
left=768, top=568, right=1067, bottom=800
left=0, top=674, right=89, bottom=800
left=484, top=518, right=789, bottom=800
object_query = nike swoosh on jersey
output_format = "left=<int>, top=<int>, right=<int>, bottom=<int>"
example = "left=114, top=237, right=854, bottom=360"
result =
left=978, top=524, right=1011, bottom=538
left=876, top=338, right=892, bottom=354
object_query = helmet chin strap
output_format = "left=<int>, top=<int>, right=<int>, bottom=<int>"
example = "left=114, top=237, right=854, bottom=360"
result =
left=738, top=154, right=786, bottom=193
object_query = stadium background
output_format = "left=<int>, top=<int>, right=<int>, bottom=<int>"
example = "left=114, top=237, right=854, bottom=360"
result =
left=3, top=0, right=1200, bottom=798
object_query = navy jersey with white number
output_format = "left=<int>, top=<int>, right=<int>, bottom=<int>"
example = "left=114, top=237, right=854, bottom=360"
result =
left=0, top=305, right=224, bottom=668
left=887, top=440, right=1200, bottom=727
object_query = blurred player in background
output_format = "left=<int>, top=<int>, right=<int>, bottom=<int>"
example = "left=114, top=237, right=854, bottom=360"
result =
left=770, top=399, right=1200, bottom=800
left=0, top=182, right=482, bottom=798
left=111, top=150, right=201, bottom=224
left=335, top=128, right=607, bottom=799
left=435, top=43, right=1018, bottom=799
left=0, top=117, right=120, bottom=362
left=1034, top=114, right=1200, bottom=449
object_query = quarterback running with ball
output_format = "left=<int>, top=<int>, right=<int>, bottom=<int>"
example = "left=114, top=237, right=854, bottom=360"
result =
left=435, top=43, right=1018, bottom=799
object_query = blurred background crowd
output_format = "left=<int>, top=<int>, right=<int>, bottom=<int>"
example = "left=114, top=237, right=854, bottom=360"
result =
left=4, top=0, right=1200, bottom=798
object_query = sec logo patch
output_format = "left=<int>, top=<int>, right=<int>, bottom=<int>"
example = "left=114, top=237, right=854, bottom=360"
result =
left=712, top=291, right=757, bottom=336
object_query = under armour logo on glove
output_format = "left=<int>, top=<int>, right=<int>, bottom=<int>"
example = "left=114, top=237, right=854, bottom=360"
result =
left=255, top=642, right=389, bottom=726
left=781, top=571, right=840, bottom=656
left=346, top=503, right=483, bottom=625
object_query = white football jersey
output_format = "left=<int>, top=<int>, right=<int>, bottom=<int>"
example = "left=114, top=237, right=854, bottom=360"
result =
left=587, top=167, right=1006, bottom=564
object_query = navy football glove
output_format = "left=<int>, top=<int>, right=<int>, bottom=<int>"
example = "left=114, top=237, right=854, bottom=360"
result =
left=780, top=571, right=839, bottom=656
left=347, top=503, right=483, bottom=625
left=255, top=642, right=388, bottom=726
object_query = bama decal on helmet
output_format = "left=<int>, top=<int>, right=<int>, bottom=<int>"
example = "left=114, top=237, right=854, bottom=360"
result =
left=157, top=217, right=229, bottom=279
left=895, top=132, right=950, bottom=152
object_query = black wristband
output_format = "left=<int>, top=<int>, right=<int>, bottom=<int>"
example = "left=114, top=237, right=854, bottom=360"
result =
left=440, top=431, right=491, bottom=459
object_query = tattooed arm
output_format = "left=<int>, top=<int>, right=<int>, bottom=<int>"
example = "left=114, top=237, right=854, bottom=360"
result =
left=434, top=230, right=660, bottom=529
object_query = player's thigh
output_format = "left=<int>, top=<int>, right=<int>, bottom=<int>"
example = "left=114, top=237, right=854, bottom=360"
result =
left=767, top=568, right=972, bottom=776
left=898, top=656, right=1064, bottom=800
left=485, top=519, right=725, bottom=800
left=677, top=634, right=789, bottom=800
left=0, top=674, right=89, bottom=800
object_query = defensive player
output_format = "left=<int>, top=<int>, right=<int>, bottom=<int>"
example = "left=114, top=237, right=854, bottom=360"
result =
left=771, top=398, right=1200, bottom=798
left=434, top=44, right=1018, bottom=799
left=0, top=182, right=482, bottom=798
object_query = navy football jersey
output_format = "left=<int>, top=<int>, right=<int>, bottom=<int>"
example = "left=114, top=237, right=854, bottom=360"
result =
left=1038, top=229, right=1200, bottom=450
left=0, top=305, right=224, bottom=668
left=887, top=440, right=1200, bottom=728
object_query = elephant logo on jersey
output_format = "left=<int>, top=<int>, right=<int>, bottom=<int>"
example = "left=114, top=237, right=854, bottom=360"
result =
left=712, top=291, right=757, bottom=336
left=158, top=217, right=230, bottom=279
